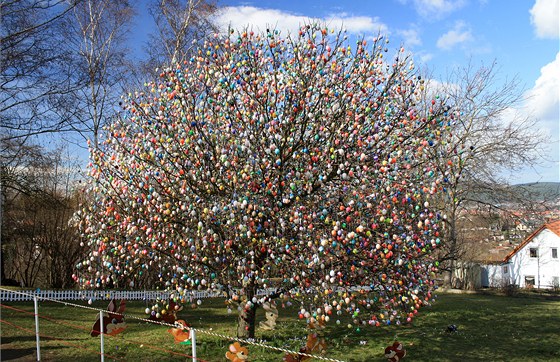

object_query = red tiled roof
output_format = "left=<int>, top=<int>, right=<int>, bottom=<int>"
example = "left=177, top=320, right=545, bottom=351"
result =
left=547, top=219, right=560, bottom=237
left=503, top=219, right=560, bottom=262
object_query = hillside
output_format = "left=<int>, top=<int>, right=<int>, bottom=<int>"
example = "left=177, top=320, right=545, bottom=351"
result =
left=464, top=182, right=560, bottom=205
left=512, top=182, right=560, bottom=201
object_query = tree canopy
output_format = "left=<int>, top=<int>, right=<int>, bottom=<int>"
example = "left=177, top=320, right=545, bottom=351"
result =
left=76, top=25, right=455, bottom=337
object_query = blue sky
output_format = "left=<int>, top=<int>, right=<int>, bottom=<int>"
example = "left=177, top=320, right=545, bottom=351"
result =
left=131, top=0, right=559, bottom=183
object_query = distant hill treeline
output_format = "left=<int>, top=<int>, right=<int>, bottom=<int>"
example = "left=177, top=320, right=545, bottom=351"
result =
left=513, top=182, right=560, bottom=201
left=464, top=182, right=560, bottom=205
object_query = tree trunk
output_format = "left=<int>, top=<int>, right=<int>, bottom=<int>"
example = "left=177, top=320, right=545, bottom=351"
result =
left=445, top=211, right=458, bottom=288
left=237, top=277, right=257, bottom=338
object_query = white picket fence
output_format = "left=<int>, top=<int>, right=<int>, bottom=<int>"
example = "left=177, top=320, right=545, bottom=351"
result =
left=0, top=288, right=276, bottom=302
left=0, top=289, right=214, bottom=302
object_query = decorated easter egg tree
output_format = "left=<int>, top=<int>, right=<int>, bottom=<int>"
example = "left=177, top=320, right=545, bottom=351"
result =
left=76, top=24, right=454, bottom=338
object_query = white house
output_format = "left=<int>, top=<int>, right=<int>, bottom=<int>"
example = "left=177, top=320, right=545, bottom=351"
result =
left=481, top=220, right=560, bottom=289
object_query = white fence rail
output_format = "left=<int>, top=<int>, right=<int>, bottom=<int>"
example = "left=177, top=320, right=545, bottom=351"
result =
left=0, top=288, right=275, bottom=302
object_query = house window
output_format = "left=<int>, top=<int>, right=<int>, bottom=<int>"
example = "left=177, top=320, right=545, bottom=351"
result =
left=525, top=276, right=535, bottom=288
left=503, top=265, right=508, bottom=274
left=529, top=248, right=538, bottom=258
left=552, top=277, right=559, bottom=288
left=552, top=248, right=558, bottom=259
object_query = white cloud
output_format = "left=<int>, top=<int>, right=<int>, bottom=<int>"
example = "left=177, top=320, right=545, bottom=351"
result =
left=524, top=52, right=560, bottom=133
left=423, top=78, right=461, bottom=100
left=418, top=51, right=434, bottom=63
left=412, top=0, right=466, bottom=19
left=327, top=14, right=388, bottom=35
left=214, top=6, right=309, bottom=35
left=214, top=6, right=388, bottom=37
left=529, top=0, right=560, bottom=38
left=509, top=52, right=560, bottom=183
left=398, top=28, right=422, bottom=48
left=436, top=21, right=473, bottom=50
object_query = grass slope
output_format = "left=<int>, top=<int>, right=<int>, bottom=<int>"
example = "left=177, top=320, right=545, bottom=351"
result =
left=1, top=291, right=559, bottom=361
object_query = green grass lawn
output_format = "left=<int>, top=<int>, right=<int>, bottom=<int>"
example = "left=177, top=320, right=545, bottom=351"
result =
left=1, top=291, right=559, bottom=361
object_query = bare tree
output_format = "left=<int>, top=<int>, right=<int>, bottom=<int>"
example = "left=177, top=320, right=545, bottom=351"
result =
left=1, top=139, right=53, bottom=286
left=56, top=0, right=135, bottom=149
left=423, top=61, right=548, bottom=286
left=1, top=140, right=83, bottom=287
left=38, top=151, right=84, bottom=288
left=1, top=0, right=79, bottom=144
left=143, top=0, right=217, bottom=77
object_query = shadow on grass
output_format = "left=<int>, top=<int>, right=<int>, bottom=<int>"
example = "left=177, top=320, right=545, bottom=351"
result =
left=1, top=335, right=38, bottom=344
left=1, top=347, right=37, bottom=361
left=0, top=345, right=67, bottom=362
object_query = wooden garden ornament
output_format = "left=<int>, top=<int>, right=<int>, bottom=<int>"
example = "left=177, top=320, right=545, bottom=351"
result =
left=91, top=299, right=127, bottom=337
left=384, top=341, right=406, bottom=362
left=168, top=319, right=191, bottom=345
left=258, top=301, right=278, bottom=330
left=225, top=342, right=249, bottom=362
left=282, top=317, right=327, bottom=361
